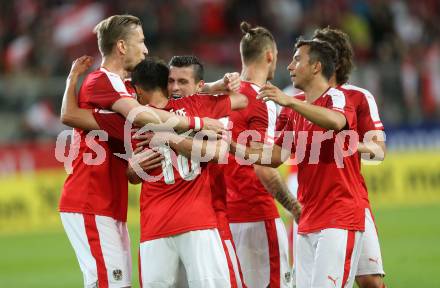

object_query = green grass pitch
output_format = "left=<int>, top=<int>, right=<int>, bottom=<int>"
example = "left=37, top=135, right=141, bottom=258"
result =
left=1, top=204, right=439, bottom=287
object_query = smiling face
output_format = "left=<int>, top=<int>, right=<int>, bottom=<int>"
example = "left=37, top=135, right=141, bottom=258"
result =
left=167, top=65, right=204, bottom=98
left=287, top=45, right=315, bottom=91
left=123, top=25, right=148, bottom=71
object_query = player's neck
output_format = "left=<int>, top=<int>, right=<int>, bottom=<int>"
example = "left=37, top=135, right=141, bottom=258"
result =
left=303, top=79, right=331, bottom=103
left=328, top=74, right=338, bottom=88
left=240, top=64, right=269, bottom=87
left=145, top=90, right=169, bottom=108
left=101, top=57, right=127, bottom=80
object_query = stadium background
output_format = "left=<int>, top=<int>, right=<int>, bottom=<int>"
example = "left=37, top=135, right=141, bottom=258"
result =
left=0, top=0, right=439, bottom=287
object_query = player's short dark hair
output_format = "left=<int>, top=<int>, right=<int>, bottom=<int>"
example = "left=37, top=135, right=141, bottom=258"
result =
left=240, top=21, right=275, bottom=64
left=132, top=57, right=169, bottom=92
left=313, top=27, right=354, bottom=85
left=93, top=14, right=142, bottom=56
left=168, top=55, right=204, bottom=82
left=295, top=39, right=338, bottom=80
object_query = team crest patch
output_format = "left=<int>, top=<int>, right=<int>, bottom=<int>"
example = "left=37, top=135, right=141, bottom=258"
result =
left=113, top=269, right=123, bottom=281
left=284, top=271, right=291, bottom=283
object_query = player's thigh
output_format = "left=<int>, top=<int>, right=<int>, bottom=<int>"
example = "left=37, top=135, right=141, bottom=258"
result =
left=356, top=209, right=385, bottom=277
left=222, top=238, right=245, bottom=288
left=61, top=213, right=132, bottom=288
left=296, top=232, right=317, bottom=288
left=230, top=221, right=270, bottom=288
left=176, top=260, right=189, bottom=288
left=274, top=218, right=293, bottom=288
left=61, top=212, right=99, bottom=287
left=139, top=237, right=180, bottom=288
left=94, top=215, right=132, bottom=286
left=177, top=229, right=230, bottom=288
left=312, top=229, right=363, bottom=288
left=230, top=219, right=291, bottom=288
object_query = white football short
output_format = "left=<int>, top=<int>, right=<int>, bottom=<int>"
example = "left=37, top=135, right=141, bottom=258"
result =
left=356, top=208, right=385, bottom=276
left=230, top=218, right=291, bottom=288
left=175, top=235, right=245, bottom=288
left=139, top=228, right=232, bottom=288
left=296, top=228, right=363, bottom=288
left=60, top=212, right=132, bottom=288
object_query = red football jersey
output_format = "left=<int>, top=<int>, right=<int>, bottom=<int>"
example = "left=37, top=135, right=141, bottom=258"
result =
left=339, top=84, right=384, bottom=209
left=59, top=68, right=135, bottom=222
left=275, top=87, right=365, bottom=234
left=225, top=81, right=279, bottom=222
left=94, top=94, right=232, bottom=241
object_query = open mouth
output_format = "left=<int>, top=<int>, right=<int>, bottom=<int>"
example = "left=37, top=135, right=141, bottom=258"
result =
left=171, top=93, right=182, bottom=99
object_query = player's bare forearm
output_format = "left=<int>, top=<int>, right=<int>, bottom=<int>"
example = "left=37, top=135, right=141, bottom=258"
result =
left=289, top=99, right=347, bottom=131
left=201, top=72, right=240, bottom=93
left=254, top=165, right=301, bottom=223
left=168, top=134, right=227, bottom=163
left=112, top=98, right=225, bottom=134
left=201, top=79, right=224, bottom=93
left=229, top=141, right=284, bottom=168
left=60, top=74, right=100, bottom=130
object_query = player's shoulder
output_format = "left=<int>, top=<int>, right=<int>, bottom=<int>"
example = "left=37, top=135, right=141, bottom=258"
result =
left=340, top=84, right=376, bottom=100
left=239, top=81, right=259, bottom=98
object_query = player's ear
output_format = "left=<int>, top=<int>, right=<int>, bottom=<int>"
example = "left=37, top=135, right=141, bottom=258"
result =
left=266, top=50, right=273, bottom=64
left=116, top=39, right=127, bottom=55
left=313, top=61, right=322, bottom=76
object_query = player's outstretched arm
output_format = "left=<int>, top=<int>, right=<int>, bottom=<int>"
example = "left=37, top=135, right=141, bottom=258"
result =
left=134, top=131, right=228, bottom=163
left=258, top=82, right=346, bottom=130
left=111, top=98, right=225, bottom=134
left=201, top=72, right=241, bottom=93
left=254, top=165, right=301, bottom=223
left=60, top=56, right=101, bottom=130
left=229, top=141, right=286, bottom=168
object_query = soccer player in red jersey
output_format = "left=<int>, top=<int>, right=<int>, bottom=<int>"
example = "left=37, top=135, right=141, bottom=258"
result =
left=167, top=55, right=247, bottom=288
left=58, top=15, right=223, bottom=288
left=61, top=56, right=248, bottom=287
left=313, top=27, right=387, bottom=288
left=223, top=22, right=300, bottom=288
left=254, top=39, right=366, bottom=288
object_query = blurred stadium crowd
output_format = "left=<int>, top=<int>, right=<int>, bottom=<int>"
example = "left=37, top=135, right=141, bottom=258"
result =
left=0, top=0, right=439, bottom=142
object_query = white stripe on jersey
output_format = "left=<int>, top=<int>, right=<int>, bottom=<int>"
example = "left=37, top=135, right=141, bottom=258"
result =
left=100, top=67, right=131, bottom=97
left=327, top=87, right=346, bottom=111
left=250, top=83, right=277, bottom=144
left=342, top=84, right=383, bottom=128
left=94, top=108, right=117, bottom=114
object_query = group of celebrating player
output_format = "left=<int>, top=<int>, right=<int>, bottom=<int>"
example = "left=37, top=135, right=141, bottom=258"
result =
left=57, top=14, right=386, bottom=288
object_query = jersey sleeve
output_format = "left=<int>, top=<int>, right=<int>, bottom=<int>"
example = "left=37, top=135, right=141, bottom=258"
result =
left=274, top=112, right=295, bottom=154
left=88, top=73, right=133, bottom=109
left=326, top=88, right=356, bottom=130
left=357, top=92, right=384, bottom=140
left=276, top=106, right=292, bottom=132
left=248, top=98, right=277, bottom=144
left=191, top=94, right=232, bottom=118
left=93, top=110, right=128, bottom=142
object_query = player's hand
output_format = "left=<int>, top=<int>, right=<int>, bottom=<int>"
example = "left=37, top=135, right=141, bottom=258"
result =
left=69, top=55, right=93, bottom=78
left=257, top=82, right=292, bottom=107
left=130, top=147, right=164, bottom=172
left=292, top=200, right=302, bottom=224
left=223, top=72, right=241, bottom=92
left=201, top=117, right=228, bottom=135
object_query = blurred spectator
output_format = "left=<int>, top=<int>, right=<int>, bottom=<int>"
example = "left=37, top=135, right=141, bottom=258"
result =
left=0, top=0, right=439, bottom=142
